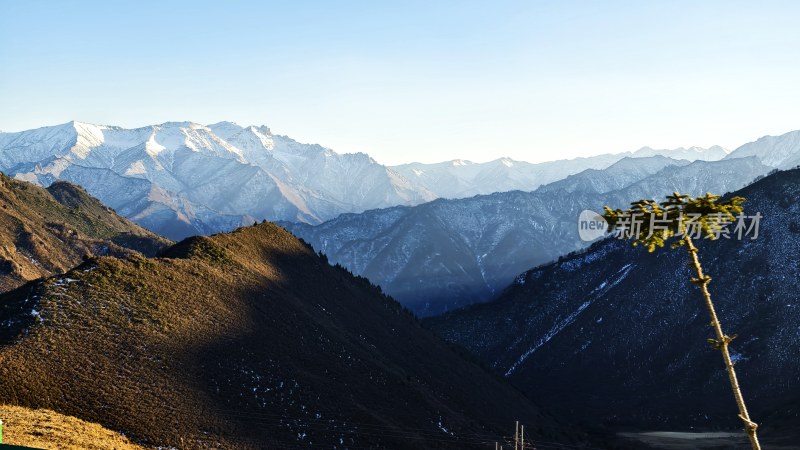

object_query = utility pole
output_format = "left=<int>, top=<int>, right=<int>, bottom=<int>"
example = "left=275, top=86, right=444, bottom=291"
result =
left=521, top=425, right=524, bottom=449
left=514, top=421, right=519, bottom=450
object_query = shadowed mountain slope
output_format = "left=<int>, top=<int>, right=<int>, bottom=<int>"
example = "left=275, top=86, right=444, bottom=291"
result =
left=0, top=222, right=592, bottom=449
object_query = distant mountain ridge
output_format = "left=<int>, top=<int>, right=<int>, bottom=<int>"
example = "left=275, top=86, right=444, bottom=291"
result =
left=390, top=146, right=728, bottom=199
left=0, top=120, right=732, bottom=239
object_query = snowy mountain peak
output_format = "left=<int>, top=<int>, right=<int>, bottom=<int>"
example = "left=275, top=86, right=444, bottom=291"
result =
left=252, top=125, right=272, bottom=135
left=208, top=120, right=241, bottom=128
left=70, top=119, right=98, bottom=129
left=207, top=121, right=245, bottom=140
left=725, top=129, right=800, bottom=169
left=498, top=157, right=515, bottom=167
left=157, top=121, right=202, bottom=129
left=245, top=125, right=273, bottom=138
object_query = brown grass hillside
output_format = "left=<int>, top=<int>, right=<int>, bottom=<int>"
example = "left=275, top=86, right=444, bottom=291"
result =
left=0, top=173, right=171, bottom=292
left=0, top=222, right=589, bottom=449
left=0, top=404, right=148, bottom=449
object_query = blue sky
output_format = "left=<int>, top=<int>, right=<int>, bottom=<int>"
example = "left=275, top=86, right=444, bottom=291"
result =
left=1, top=1, right=800, bottom=165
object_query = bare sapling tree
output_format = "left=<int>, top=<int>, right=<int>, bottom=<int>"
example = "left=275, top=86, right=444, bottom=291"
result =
left=602, top=192, right=761, bottom=450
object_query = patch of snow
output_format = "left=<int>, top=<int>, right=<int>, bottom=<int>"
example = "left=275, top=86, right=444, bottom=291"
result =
left=505, top=263, right=634, bottom=376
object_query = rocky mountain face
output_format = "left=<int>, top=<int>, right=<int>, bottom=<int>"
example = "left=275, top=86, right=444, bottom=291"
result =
left=0, top=173, right=170, bottom=292
left=285, top=156, right=771, bottom=316
left=426, top=168, right=800, bottom=444
left=0, top=221, right=591, bottom=449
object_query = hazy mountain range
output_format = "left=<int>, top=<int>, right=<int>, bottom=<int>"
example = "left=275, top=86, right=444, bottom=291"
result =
left=284, top=156, right=770, bottom=315
left=392, top=145, right=729, bottom=200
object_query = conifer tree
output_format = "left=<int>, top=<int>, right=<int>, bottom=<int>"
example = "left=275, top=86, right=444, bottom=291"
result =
left=603, top=192, right=761, bottom=450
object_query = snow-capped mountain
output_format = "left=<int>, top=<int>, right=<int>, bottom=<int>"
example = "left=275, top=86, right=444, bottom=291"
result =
left=390, top=146, right=728, bottom=199
left=0, top=121, right=435, bottom=239
left=0, top=120, right=740, bottom=240
left=284, top=156, right=770, bottom=316
left=426, top=168, right=800, bottom=440
left=725, top=129, right=800, bottom=169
